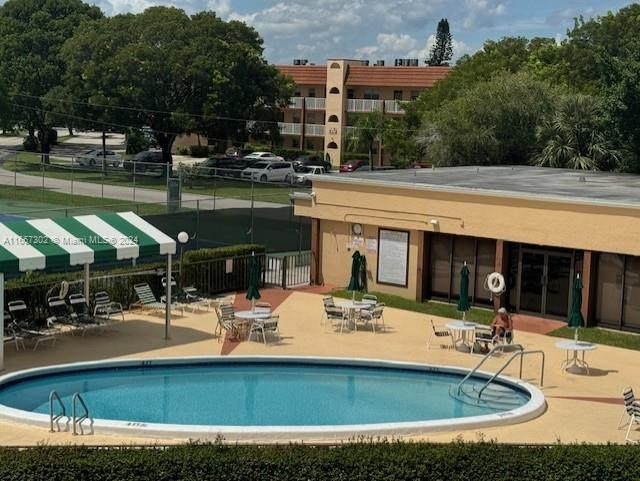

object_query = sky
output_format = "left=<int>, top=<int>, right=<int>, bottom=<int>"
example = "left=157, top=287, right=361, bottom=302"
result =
left=4, top=0, right=634, bottom=64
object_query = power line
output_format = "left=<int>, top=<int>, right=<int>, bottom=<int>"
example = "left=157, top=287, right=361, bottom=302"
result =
left=10, top=92, right=419, bottom=134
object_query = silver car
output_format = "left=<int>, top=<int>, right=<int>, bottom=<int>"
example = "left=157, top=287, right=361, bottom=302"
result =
left=77, top=149, right=122, bottom=167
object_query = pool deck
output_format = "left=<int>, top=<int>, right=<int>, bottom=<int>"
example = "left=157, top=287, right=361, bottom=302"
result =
left=0, top=289, right=638, bottom=445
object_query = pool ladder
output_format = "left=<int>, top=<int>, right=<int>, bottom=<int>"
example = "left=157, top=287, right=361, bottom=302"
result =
left=48, top=390, right=93, bottom=435
left=453, top=344, right=545, bottom=407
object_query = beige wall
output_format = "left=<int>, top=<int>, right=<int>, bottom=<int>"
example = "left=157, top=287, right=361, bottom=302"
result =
left=319, top=219, right=422, bottom=299
left=296, top=180, right=640, bottom=256
left=324, top=60, right=347, bottom=167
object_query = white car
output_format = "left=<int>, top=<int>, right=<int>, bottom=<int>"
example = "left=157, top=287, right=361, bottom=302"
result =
left=296, top=166, right=326, bottom=185
left=241, top=161, right=295, bottom=183
left=77, top=149, right=122, bottom=167
left=243, top=151, right=284, bottom=162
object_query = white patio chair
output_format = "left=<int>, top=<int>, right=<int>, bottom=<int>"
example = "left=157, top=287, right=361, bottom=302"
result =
left=427, top=319, right=452, bottom=349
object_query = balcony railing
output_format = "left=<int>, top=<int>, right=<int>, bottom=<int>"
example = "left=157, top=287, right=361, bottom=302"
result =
left=346, top=99, right=384, bottom=113
left=278, top=122, right=302, bottom=136
left=288, top=97, right=326, bottom=110
left=384, top=100, right=406, bottom=114
left=305, top=124, right=325, bottom=137
left=343, top=126, right=357, bottom=138
left=304, top=97, right=325, bottom=110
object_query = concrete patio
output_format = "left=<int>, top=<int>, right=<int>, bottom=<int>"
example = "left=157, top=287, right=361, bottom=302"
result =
left=0, top=289, right=637, bottom=445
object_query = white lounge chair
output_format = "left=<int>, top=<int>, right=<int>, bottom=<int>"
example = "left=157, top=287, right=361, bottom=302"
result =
left=133, top=283, right=183, bottom=315
left=93, top=291, right=125, bottom=322
left=620, top=387, right=640, bottom=443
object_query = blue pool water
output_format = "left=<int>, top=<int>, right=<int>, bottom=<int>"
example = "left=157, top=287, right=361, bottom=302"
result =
left=0, top=361, right=530, bottom=426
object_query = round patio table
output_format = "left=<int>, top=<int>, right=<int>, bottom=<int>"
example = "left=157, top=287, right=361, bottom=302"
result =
left=555, top=340, right=597, bottom=374
left=446, top=321, right=477, bottom=353
left=335, top=300, right=376, bottom=330
left=234, top=310, right=272, bottom=340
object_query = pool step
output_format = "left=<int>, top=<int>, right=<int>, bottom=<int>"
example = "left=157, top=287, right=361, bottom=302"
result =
left=452, top=383, right=524, bottom=411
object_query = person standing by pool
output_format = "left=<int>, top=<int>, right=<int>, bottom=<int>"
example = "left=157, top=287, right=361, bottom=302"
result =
left=491, top=307, right=513, bottom=342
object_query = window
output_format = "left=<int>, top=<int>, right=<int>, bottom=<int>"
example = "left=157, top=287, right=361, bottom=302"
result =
left=292, top=112, right=301, bottom=123
left=307, top=112, right=316, bottom=124
left=623, top=256, right=640, bottom=329
left=364, top=89, right=379, bottom=100
left=329, top=87, right=340, bottom=94
left=330, top=62, right=340, bottom=69
left=294, top=89, right=301, bottom=97
left=308, top=87, right=316, bottom=98
left=595, top=253, right=624, bottom=326
left=306, top=140, right=315, bottom=150
left=410, top=90, right=420, bottom=100
left=328, top=115, right=339, bottom=122
left=393, top=90, right=403, bottom=101
left=327, top=142, right=338, bottom=149
left=428, top=233, right=496, bottom=304
left=291, top=139, right=299, bottom=148
left=347, top=89, right=355, bottom=99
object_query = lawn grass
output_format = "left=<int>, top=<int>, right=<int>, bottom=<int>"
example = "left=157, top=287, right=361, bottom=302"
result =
left=549, top=326, right=640, bottom=351
left=331, top=289, right=495, bottom=324
left=5, top=153, right=301, bottom=204
left=0, top=185, right=166, bottom=216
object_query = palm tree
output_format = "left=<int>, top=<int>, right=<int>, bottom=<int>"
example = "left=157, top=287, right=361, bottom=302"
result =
left=346, top=111, right=390, bottom=170
left=535, top=94, right=620, bottom=170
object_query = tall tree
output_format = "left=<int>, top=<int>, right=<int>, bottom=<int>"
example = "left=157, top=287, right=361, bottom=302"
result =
left=535, top=94, right=620, bottom=171
left=346, top=111, right=391, bottom=169
left=0, top=0, right=102, bottom=161
left=0, top=79, right=9, bottom=133
left=427, top=18, right=453, bottom=66
left=419, top=72, right=558, bottom=166
left=62, top=7, right=292, bottom=167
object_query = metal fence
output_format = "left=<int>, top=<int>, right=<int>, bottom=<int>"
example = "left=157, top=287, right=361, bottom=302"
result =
left=0, top=149, right=312, bottom=253
left=264, top=251, right=312, bottom=288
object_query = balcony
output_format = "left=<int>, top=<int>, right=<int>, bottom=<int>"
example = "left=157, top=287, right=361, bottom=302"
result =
left=305, top=124, right=325, bottom=137
left=384, top=100, right=406, bottom=114
left=305, top=97, right=325, bottom=110
left=346, top=99, right=384, bottom=113
left=278, top=122, right=302, bottom=136
left=288, top=97, right=325, bottom=110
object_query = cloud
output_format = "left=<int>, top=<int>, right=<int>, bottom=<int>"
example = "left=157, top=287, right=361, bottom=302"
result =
left=91, top=0, right=209, bottom=15
left=462, top=0, right=507, bottom=29
left=356, top=32, right=469, bottom=63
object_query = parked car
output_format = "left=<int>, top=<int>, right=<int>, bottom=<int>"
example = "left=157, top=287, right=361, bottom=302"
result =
left=196, top=156, right=248, bottom=178
left=292, top=155, right=332, bottom=172
left=339, top=159, right=369, bottom=172
left=225, top=147, right=252, bottom=160
left=295, top=166, right=326, bottom=185
left=77, top=149, right=122, bottom=167
left=243, top=152, right=284, bottom=163
left=241, top=161, right=295, bottom=183
left=408, top=162, right=432, bottom=169
left=123, top=150, right=167, bottom=174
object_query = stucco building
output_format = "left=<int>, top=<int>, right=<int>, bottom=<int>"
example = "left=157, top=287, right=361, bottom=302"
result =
left=294, top=166, right=640, bottom=332
left=276, top=59, right=450, bottom=167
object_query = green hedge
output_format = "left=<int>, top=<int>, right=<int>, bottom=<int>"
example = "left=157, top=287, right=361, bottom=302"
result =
left=182, top=244, right=264, bottom=263
left=0, top=443, right=638, bottom=481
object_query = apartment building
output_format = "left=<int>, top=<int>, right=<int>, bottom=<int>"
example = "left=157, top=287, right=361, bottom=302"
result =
left=276, top=59, right=450, bottom=167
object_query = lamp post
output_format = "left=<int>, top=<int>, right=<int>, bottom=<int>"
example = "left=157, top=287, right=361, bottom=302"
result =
left=178, top=231, right=189, bottom=290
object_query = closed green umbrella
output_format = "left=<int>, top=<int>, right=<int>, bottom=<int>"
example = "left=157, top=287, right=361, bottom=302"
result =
left=347, top=251, right=362, bottom=300
left=568, top=274, right=584, bottom=341
left=246, top=252, right=261, bottom=311
left=457, top=263, right=471, bottom=320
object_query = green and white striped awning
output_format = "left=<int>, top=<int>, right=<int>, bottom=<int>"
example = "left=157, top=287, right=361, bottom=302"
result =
left=0, top=211, right=176, bottom=274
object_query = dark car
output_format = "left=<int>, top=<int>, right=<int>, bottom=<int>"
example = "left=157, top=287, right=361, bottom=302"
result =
left=198, top=156, right=249, bottom=178
left=123, top=151, right=167, bottom=174
left=339, top=159, right=369, bottom=173
left=292, top=155, right=332, bottom=172
left=225, top=146, right=253, bottom=160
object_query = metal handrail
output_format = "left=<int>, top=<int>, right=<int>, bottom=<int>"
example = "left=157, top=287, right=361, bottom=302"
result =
left=456, top=343, right=524, bottom=394
left=72, top=392, right=91, bottom=436
left=478, top=350, right=546, bottom=398
left=49, top=390, right=68, bottom=432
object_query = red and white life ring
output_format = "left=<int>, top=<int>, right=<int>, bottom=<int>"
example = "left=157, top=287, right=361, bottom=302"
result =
left=486, top=272, right=506, bottom=295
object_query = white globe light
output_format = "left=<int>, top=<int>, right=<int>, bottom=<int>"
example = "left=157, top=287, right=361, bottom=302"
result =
left=177, top=231, right=189, bottom=244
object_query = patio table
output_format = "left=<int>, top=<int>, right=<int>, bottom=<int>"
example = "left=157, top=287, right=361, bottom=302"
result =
left=335, top=300, right=376, bottom=330
left=234, top=309, right=272, bottom=340
left=555, top=340, right=597, bottom=374
left=446, top=321, right=477, bottom=353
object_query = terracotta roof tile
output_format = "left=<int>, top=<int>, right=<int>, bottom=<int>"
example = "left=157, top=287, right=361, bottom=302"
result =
left=277, top=66, right=327, bottom=85
left=345, top=66, right=450, bottom=88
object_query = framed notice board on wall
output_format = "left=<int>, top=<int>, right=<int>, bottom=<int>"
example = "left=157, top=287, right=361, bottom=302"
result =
left=376, top=228, right=409, bottom=287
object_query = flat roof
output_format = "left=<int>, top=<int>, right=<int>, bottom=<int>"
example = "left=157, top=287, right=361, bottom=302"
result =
left=316, top=166, right=640, bottom=209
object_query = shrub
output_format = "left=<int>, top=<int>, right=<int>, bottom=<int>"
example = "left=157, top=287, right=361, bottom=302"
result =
left=176, top=146, right=190, bottom=156
left=0, top=443, right=639, bottom=481
left=183, top=244, right=264, bottom=263
left=125, top=129, right=150, bottom=155
left=189, top=145, right=210, bottom=158
left=22, top=135, right=39, bottom=152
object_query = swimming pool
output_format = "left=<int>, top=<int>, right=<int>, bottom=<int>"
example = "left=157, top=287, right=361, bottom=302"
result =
left=0, top=357, right=545, bottom=440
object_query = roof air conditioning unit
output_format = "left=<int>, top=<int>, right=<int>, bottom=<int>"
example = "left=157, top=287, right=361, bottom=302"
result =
left=375, top=60, right=385, bottom=66
left=293, top=59, right=300, bottom=65
left=410, top=58, right=419, bottom=66
left=363, top=60, right=370, bottom=66
left=394, top=58, right=402, bottom=67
